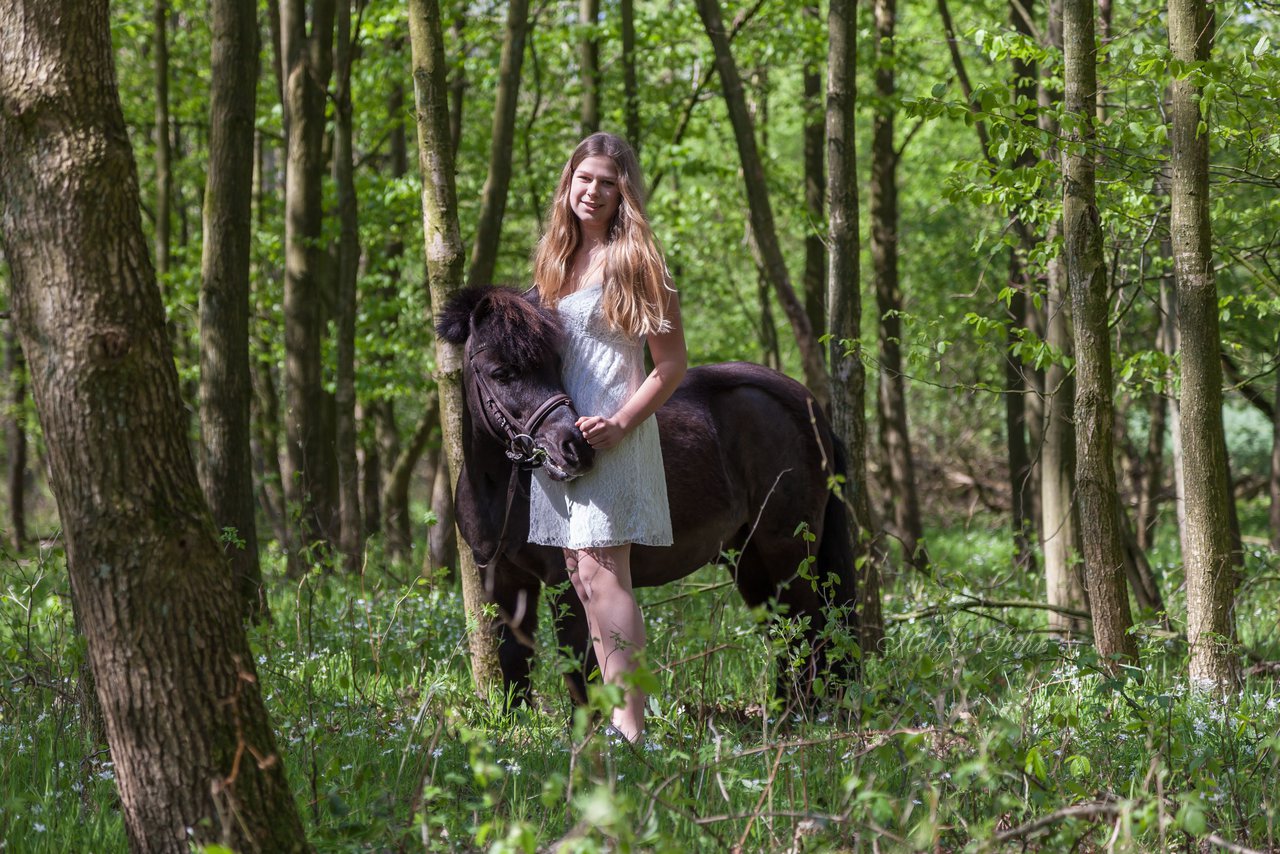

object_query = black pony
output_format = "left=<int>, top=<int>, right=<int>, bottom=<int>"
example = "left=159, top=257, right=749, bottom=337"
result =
left=436, top=285, right=861, bottom=704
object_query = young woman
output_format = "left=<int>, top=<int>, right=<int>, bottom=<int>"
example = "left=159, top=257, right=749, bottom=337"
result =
left=527, top=133, right=687, bottom=743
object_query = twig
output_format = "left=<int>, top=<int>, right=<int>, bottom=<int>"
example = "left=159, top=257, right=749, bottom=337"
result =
left=993, top=800, right=1123, bottom=843
left=1206, top=832, right=1266, bottom=854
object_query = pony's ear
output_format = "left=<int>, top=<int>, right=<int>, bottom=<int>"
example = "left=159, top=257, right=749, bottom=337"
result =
left=435, top=286, right=490, bottom=345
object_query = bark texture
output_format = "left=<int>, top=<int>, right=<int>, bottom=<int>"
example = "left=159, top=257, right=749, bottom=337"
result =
left=870, top=0, right=927, bottom=571
left=696, top=0, right=829, bottom=405
left=409, top=0, right=502, bottom=692
left=621, top=0, right=640, bottom=147
left=802, top=1, right=825, bottom=342
left=828, top=0, right=883, bottom=650
left=1062, top=0, right=1137, bottom=664
left=200, top=0, right=264, bottom=620
left=280, top=0, right=337, bottom=560
left=579, top=0, right=600, bottom=135
left=0, top=3, right=309, bottom=849
left=334, top=0, right=362, bottom=571
left=1169, top=0, right=1238, bottom=687
left=5, top=325, right=26, bottom=550
left=464, top=0, right=529, bottom=290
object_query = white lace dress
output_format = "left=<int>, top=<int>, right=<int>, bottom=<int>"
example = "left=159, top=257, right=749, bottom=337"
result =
left=528, top=282, right=673, bottom=549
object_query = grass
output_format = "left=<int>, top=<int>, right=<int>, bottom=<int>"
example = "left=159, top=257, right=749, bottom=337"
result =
left=2, top=516, right=1280, bottom=852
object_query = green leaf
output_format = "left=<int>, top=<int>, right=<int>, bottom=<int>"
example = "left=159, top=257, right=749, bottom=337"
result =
left=1254, top=34, right=1270, bottom=57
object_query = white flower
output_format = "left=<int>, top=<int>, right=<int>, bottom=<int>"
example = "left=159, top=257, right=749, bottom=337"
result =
left=34, top=823, right=46, bottom=832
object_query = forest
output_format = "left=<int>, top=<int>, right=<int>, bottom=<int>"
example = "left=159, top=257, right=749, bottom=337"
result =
left=0, top=0, right=1278, bottom=850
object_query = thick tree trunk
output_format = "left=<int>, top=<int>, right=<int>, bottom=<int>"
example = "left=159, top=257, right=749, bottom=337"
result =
left=409, top=0, right=502, bottom=693
left=464, top=0, right=529, bottom=290
left=802, top=2, right=825, bottom=344
left=333, top=0, right=362, bottom=571
left=154, top=0, right=171, bottom=282
left=871, top=0, right=927, bottom=571
left=0, top=3, right=310, bottom=848
left=4, top=325, right=26, bottom=550
left=280, top=0, right=337, bottom=563
left=579, top=0, right=600, bottom=135
left=621, top=0, right=640, bottom=148
left=1063, top=0, right=1137, bottom=665
left=1169, top=0, right=1237, bottom=688
left=827, top=0, right=882, bottom=650
left=696, top=0, right=829, bottom=405
left=200, top=0, right=264, bottom=621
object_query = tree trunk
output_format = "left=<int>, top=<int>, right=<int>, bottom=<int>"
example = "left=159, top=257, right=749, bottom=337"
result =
left=827, top=0, right=882, bottom=651
left=200, top=0, right=264, bottom=621
left=1063, top=0, right=1137, bottom=665
left=802, top=2, right=825, bottom=344
left=409, top=0, right=503, bottom=693
left=154, top=0, right=171, bottom=283
left=383, top=402, right=437, bottom=564
left=1169, top=0, right=1237, bottom=688
left=4, top=324, right=26, bottom=550
left=333, top=0, right=362, bottom=571
left=427, top=449, right=458, bottom=578
left=0, top=2, right=310, bottom=848
left=695, top=0, right=829, bottom=405
left=621, top=0, right=640, bottom=148
left=1271, top=359, right=1280, bottom=551
left=280, top=0, right=337, bottom=563
left=1136, top=370, right=1166, bottom=550
left=448, top=15, right=465, bottom=158
left=871, top=0, right=927, bottom=572
left=464, top=0, right=530, bottom=290
left=1037, top=0, right=1088, bottom=634
left=579, top=0, right=599, bottom=135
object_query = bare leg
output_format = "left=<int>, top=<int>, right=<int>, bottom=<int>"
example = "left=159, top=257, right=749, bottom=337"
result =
left=564, top=544, right=646, bottom=741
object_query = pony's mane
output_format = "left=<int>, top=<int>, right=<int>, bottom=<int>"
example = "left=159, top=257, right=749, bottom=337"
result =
left=436, top=286, right=563, bottom=368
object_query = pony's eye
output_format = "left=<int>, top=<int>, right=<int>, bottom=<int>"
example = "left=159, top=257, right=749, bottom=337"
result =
left=490, top=366, right=515, bottom=383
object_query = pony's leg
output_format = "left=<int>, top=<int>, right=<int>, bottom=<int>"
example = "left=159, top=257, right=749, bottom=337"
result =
left=567, top=544, right=646, bottom=742
left=738, top=539, right=829, bottom=708
left=548, top=580, right=593, bottom=705
left=492, top=572, right=542, bottom=709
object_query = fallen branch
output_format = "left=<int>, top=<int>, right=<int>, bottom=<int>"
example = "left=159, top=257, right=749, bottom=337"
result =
left=993, top=799, right=1123, bottom=843
left=891, top=595, right=1093, bottom=624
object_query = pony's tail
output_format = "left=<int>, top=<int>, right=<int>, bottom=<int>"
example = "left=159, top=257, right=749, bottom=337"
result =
left=817, top=432, right=863, bottom=673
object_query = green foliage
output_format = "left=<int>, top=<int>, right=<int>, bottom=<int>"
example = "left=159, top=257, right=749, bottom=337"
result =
left=4, top=518, right=1280, bottom=850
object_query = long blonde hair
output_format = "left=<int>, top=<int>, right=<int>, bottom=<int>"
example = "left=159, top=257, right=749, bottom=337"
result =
left=533, top=133, right=673, bottom=337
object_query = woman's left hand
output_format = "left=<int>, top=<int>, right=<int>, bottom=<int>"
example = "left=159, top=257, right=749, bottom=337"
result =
left=576, top=415, right=626, bottom=451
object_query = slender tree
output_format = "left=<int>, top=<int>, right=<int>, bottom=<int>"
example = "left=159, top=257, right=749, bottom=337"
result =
left=4, top=324, right=26, bottom=550
left=200, top=0, right=264, bottom=620
left=1062, top=0, right=1137, bottom=664
left=870, top=0, right=927, bottom=571
left=621, top=0, right=640, bottom=148
left=1036, top=0, right=1088, bottom=632
left=154, top=0, right=172, bottom=283
left=409, top=0, right=502, bottom=691
left=1169, top=0, right=1238, bottom=687
left=580, top=0, right=600, bottom=135
left=465, top=0, right=530, bottom=290
left=695, top=0, right=829, bottom=404
left=828, top=0, right=883, bottom=649
left=280, top=0, right=337, bottom=562
left=1271, top=359, right=1280, bottom=551
left=383, top=405, right=436, bottom=562
left=0, top=2, right=310, bottom=847
left=333, top=0, right=362, bottom=570
left=802, top=2, right=825, bottom=347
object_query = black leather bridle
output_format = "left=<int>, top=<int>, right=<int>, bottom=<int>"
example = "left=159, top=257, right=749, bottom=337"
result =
left=465, top=335, right=575, bottom=470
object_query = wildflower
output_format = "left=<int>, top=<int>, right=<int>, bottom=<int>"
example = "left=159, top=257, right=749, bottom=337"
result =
left=34, top=823, right=46, bottom=833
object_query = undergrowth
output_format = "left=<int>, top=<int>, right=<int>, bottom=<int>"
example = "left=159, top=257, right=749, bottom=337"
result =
left=2, top=517, right=1279, bottom=852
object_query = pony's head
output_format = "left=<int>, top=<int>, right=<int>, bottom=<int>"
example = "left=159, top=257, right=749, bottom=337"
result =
left=437, top=286, right=593, bottom=481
